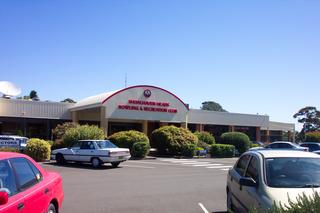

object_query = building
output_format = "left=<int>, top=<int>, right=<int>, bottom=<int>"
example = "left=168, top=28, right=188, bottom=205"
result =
left=0, top=85, right=295, bottom=142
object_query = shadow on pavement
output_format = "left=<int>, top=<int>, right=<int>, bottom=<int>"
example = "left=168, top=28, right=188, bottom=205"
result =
left=212, top=211, right=228, bottom=213
left=42, top=162, right=120, bottom=170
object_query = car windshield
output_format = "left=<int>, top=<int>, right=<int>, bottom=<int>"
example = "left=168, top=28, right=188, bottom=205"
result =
left=265, top=157, right=320, bottom=188
left=96, top=140, right=118, bottom=149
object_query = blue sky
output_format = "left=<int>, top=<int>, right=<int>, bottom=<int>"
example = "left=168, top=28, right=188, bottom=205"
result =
left=1, top=1, right=320, bottom=129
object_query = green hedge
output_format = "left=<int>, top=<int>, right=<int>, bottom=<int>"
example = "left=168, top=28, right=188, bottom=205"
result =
left=0, top=147, right=20, bottom=153
left=132, top=142, right=151, bottom=159
left=194, top=131, right=215, bottom=145
left=62, top=125, right=105, bottom=147
left=25, top=138, right=51, bottom=162
left=181, top=144, right=197, bottom=158
left=52, top=122, right=77, bottom=139
left=305, top=132, right=320, bottom=142
left=151, top=126, right=198, bottom=156
left=210, top=144, right=235, bottom=158
left=220, top=132, right=251, bottom=154
left=250, top=143, right=260, bottom=148
left=108, top=130, right=149, bottom=151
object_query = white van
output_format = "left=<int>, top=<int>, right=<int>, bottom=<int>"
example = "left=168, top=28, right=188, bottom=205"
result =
left=0, top=135, right=29, bottom=150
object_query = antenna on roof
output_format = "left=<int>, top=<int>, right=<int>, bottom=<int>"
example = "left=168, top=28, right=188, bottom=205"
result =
left=0, top=81, right=21, bottom=98
left=125, top=73, right=127, bottom=88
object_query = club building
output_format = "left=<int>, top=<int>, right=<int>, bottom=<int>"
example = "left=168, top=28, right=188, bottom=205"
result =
left=0, top=85, right=295, bottom=143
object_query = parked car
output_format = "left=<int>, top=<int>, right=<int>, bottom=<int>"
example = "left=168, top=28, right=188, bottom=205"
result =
left=51, top=140, right=131, bottom=168
left=0, top=135, right=29, bottom=151
left=227, top=150, right=320, bottom=213
left=300, top=142, right=320, bottom=154
left=250, top=141, right=308, bottom=151
left=0, top=152, right=64, bottom=213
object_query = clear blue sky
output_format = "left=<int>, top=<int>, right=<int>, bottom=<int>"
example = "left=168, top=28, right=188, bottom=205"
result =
left=1, top=1, right=320, bottom=129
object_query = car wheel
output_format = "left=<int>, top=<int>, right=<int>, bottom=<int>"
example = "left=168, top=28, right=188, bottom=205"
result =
left=56, top=153, right=65, bottom=165
left=111, top=162, right=120, bottom=168
left=227, top=189, right=233, bottom=212
left=91, top=157, right=101, bottom=168
left=47, top=203, right=56, bottom=213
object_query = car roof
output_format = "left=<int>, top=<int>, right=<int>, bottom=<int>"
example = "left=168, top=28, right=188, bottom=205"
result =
left=0, top=152, right=28, bottom=160
left=248, top=149, right=320, bottom=158
left=301, top=142, right=320, bottom=144
left=270, top=141, right=294, bottom=144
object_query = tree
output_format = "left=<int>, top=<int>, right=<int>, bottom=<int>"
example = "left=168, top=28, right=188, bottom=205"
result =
left=201, top=101, right=227, bottom=112
left=61, top=98, right=76, bottom=103
left=293, top=106, right=320, bottom=140
left=29, top=90, right=39, bottom=101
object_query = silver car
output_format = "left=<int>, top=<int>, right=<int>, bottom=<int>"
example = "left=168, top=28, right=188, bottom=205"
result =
left=227, top=150, right=320, bottom=213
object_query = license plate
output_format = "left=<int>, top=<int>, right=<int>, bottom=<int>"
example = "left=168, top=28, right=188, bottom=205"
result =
left=118, top=156, right=124, bottom=160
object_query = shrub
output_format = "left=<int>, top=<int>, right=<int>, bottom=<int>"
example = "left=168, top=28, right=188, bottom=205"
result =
left=25, top=138, right=51, bottom=162
left=181, top=144, right=197, bottom=157
left=194, top=131, right=215, bottom=145
left=132, top=142, right=151, bottom=158
left=210, top=144, right=235, bottom=158
left=62, top=125, right=105, bottom=147
left=305, top=132, right=320, bottom=142
left=250, top=143, right=260, bottom=148
left=52, top=122, right=77, bottom=139
left=151, top=125, right=198, bottom=156
left=220, top=132, right=251, bottom=154
left=0, top=147, right=20, bottom=153
left=108, top=130, right=149, bottom=151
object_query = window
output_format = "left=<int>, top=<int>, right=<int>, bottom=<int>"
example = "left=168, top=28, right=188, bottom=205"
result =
left=235, top=154, right=251, bottom=176
left=80, top=141, right=95, bottom=150
left=245, top=157, right=259, bottom=182
left=28, top=160, right=42, bottom=181
left=71, top=142, right=81, bottom=149
left=0, top=160, right=18, bottom=196
left=10, top=158, right=39, bottom=191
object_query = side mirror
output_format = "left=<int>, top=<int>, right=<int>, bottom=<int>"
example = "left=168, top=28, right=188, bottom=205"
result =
left=239, top=177, right=258, bottom=187
left=0, top=191, right=8, bottom=205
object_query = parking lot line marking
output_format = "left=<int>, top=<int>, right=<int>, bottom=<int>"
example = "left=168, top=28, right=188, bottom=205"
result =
left=206, top=165, right=232, bottom=169
left=122, top=165, right=155, bottom=169
left=182, top=162, right=210, bottom=165
left=198, top=203, right=209, bottom=213
left=193, top=163, right=222, bottom=167
left=127, top=161, right=178, bottom=166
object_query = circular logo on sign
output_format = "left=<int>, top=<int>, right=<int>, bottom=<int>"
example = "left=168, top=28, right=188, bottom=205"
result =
left=143, top=89, right=151, bottom=98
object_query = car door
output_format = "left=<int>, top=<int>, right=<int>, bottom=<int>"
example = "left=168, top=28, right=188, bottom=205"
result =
left=9, top=157, right=51, bottom=213
left=229, top=154, right=251, bottom=213
left=0, top=159, right=24, bottom=213
left=77, top=141, right=96, bottom=162
left=66, top=141, right=81, bottom=161
left=241, top=156, right=261, bottom=211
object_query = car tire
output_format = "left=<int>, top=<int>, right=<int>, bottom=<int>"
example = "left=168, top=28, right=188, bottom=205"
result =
left=91, top=157, right=101, bottom=168
left=47, top=203, right=56, bottom=213
left=56, top=153, right=65, bottom=165
left=111, top=162, right=120, bottom=168
left=227, top=188, right=234, bottom=212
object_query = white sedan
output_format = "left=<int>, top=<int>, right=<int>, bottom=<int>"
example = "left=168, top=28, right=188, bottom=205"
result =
left=51, top=140, right=131, bottom=168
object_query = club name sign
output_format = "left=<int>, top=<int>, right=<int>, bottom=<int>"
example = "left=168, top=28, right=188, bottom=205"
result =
left=118, top=99, right=178, bottom=113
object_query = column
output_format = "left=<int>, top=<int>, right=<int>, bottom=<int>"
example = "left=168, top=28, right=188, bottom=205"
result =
left=288, top=131, right=292, bottom=142
left=229, top=125, right=235, bottom=132
left=72, top=111, right=79, bottom=124
left=142, top=120, right=148, bottom=135
left=256, top=127, right=261, bottom=141
left=266, top=129, right=270, bottom=143
left=181, top=122, right=187, bottom=129
left=100, top=106, right=108, bottom=136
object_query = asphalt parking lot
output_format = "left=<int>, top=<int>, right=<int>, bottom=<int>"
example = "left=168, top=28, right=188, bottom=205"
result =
left=42, top=157, right=238, bottom=213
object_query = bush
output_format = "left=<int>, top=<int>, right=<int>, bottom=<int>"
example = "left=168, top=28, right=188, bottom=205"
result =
left=151, top=125, right=198, bottom=156
left=108, top=130, right=149, bottom=151
left=220, top=132, right=251, bottom=154
left=305, top=132, right=320, bottom=142
left=181, top=144, right=197, bottom=157
left=250, top=143, right=260, bottom=148
left=0, top=147, right=20, bottom=153
left=62, top=125, right=105, bottom=147
left=194, top=131, right=215, bottom=145
left=52, top=122, right=77, bottom=139
left=25, top=138, right=51, bottom=162
left=132, top=142, right=151, bottom=158
left=210, top=144, right=235, bottom=158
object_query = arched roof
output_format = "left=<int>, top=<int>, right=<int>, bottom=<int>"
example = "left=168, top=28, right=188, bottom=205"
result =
left=70, top=85, right=188, bottom=111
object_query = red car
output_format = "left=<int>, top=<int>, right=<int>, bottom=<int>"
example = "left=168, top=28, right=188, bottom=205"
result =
left=0, top=152, right=64, bottom=213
